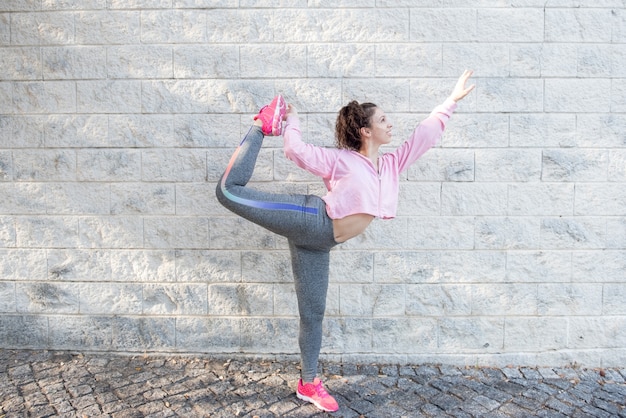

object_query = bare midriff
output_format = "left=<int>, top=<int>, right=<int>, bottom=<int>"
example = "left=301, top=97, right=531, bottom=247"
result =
left=332, top=213, right=375, bottom=243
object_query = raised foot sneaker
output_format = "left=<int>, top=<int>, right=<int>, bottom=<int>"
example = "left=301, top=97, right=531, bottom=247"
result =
left=254, top=94, right=287, bottom=136
left=296, top=378, right=339, bottom=412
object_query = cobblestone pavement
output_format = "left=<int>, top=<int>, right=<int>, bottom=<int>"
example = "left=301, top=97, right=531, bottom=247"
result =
left=1, top=350, right=625, bottom=418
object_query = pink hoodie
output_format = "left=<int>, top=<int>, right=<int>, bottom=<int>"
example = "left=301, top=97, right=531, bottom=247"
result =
left=283, top=98, right=457, bottom=220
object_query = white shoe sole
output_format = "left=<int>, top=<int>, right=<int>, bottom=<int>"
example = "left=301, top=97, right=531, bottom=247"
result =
left=271, top=95, right=286, bottom=136
left=296, top=391, right=338, bottom=412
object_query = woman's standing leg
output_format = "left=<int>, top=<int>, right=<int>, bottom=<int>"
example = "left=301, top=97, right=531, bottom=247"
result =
left=289, top=241, right=330, bottom=382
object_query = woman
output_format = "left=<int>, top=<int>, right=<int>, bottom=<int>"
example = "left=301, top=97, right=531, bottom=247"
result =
left=216, top=70, right=475, bottom=412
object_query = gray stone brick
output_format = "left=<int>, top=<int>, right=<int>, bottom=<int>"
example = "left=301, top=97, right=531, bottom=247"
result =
left=506, top=251, right=572, bottom=283
left=439, top=317, right=504, bottom=353
left=442, top=183, right=508, bottom=216
left=477, top=78, right=544, bottom=112
left=241, top=250, right=291, bottom=283
left=372, top=318, right=437, bottom=354
left=477, top=8, right=544, bottom=42
left=142, top=149, right=206, bottom=182
left=111, top=249, right=176, bottom=282
left=11, top=11, right=74, bottom=45
left=143, top=9, right=207, bottom=43
left=43, top=46, right=107, bottom=80
left=323, top=317, right=372, bottom=354
left=397, top=182, right=440, bottom=216
left=540, top=218, right=605, bottom=250
left=47, top=249, right=111, bottom=281
left=142, top=283, right=207, bottom=315
left=79, top=216, right=144, bottom=249
left=374, top=251, right=441, bottom=284
left=0, top=47, right=41, bottom=80
left=505, top=318, right=568, bottom=352
left=546, top=8, right=612, bottom=43
left=208, top=283, right=273, bottom=316
left=602, top=284, right=626, bottom=315
left=378, top=43, right=442, bottom=77
left=408, top=149, right=475, bottom=182
left=443, top=43, right=509, bottom=77
left=13, top=149, right=76, bottom=181
left=0, top=13, right=9, bottom=44
left=508, top=183, right=574, bottom=217
left=78, top=282, right=142, bottom=314
left=108, top=45, right=173, bottom=79
left=143, top=217, right=208, bottom=249
left=0, top=249, right=47, bottom=281
left=339, top=284, right=406, bottom=317
left=447, top=251, right=508, bottom=283
left=0, top=315, right=47, bottom=347
left=510, top=113, right=576, bottom=148
left=575, top=184, right=626, bottom=216
left=545, top=79, right=611, bottom=113
left=406, top=216, right=475, bottom=250
left=472, top=283, right=537, bottom=316
left=273, top=283, right=298, bottom=317
left=0, top=183, right=46, bottom=214
left=568, top=317, right=607, bottom=349
left=330, top=251, right=373, bottom=283
left=207, top=9, right=272, bottom=43
left=175, top=249, right=241, bottom=283
left=409, top=8, right=477, bottom=42
left=241, top=44, right=306, bottom=78
left=0, top=216, right=16, bottom=247
left=209, top=216, right=282, bottom=250
left=46, top=183, right=111, bottom=215
left=109, top=0, right=170, bottom=8
left=0, top=115, right=45, bottom=148
left=571, top=250, right=626, bottom=283
left=542, top=149, right=609, bottom=182
left=75, top=11, right=140, bottom=44
left=175, top=317, right=240, bottom=352
left=77, top=80, right=141, bottom=113
left=0, top=281, right=16, bottom=312
left=45, top=115, right=108, bottom=148
left=48, top=315, right=112, bottom=349
left=406, top=284, right=471, bottom=316
left=240, top=317, right=298, bottom=353
left=538, top=283, right=603, bottom=316
left=309, top=44, right=375, bottom=78
left=16, top=281, right=79, bottom=314
left=476, top=149, right=541, bottom=182
left=111, top=183, right=175, bottom=215
left=108, top=114, right=175, bottom=148
left=16, top=216, right=79, bottom=248
left=174, top=113, right=241, bottom=148
left=112, top=316, right=176, bottom=351
left=475, top=217, right=540, bottom=250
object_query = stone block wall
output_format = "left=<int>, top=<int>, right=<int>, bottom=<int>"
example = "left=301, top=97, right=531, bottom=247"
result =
left=1, top=1, right=625, bottom=368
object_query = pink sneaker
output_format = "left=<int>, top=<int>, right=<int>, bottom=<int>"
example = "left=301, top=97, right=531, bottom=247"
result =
left=296, top=378, right=339, bottom=412
left=254, top=95, right=286, bottom=136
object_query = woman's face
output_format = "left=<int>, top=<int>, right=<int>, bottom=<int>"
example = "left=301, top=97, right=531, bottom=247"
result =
left=365, top=108, right=393, bottom=145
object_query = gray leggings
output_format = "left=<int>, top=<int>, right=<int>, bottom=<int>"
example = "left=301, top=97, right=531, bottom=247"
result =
left=215, top=125, right=338, bottom=382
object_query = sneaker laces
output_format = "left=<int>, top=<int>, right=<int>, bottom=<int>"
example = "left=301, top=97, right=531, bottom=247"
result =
left=314, top=380, right=330, bottom=397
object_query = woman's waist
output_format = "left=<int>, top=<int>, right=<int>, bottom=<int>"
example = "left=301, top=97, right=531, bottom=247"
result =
left=332, top=213, right=375, bottom=243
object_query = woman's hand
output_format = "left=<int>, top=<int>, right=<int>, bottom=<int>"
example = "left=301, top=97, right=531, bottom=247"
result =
left=285, top=103, right=298, bottom=120
left=449, top=70, right=475, bottom=103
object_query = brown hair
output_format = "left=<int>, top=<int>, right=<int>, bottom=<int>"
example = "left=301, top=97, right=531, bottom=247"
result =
left=335, top=101, right=377, bottom=151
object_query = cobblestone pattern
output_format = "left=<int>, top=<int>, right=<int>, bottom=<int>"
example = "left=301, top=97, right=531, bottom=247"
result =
left=1, top=2, right=625, bottom=366
left=1, top=350, right=625, bottom=418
